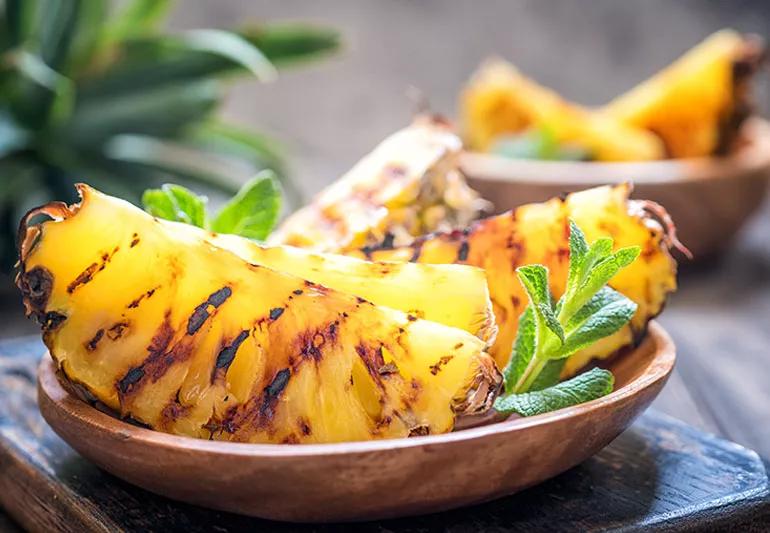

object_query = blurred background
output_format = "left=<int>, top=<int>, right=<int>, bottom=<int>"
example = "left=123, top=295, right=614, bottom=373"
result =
left=1, top=0, right=769, bottom=453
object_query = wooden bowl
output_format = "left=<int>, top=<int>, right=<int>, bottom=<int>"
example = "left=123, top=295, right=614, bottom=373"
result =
left=462, top=118, right=770, bottom=261
left=37, top=322, right=675, bottom=522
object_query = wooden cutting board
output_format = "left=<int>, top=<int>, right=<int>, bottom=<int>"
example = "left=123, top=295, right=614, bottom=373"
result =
left=1, top=336, right=769, bottom=532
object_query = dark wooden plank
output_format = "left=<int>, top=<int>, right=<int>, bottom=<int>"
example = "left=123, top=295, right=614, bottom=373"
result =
left=655, top=199, right=770, bottom=459
left=0, top=337, right=768, bottom=532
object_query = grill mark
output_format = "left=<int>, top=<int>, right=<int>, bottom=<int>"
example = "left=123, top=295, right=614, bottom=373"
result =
left=457, top=241, right=470, bottom=262
left=43, top=311, right=67, bottom=332
left=116, top=313, right=174, bottom=401
left=269, top=307, right=284, bottom=321
left=85, top=329, right=104, bottom=351
left=107, top=320, right=130, bottom=341
left=356, top=344, right=386, bottom=384
left=67, top=247, right=119, bottom=294
left=130, top=233, right=140, bottom=248
left=160, top=389, right=190, bottom=427
left=298, top=417, right=312, bottom=436
left=187, top=286, right=232, bottom=335
left=429, top=355, right=454, bottom=375
left=212, top=330, right=249, bottom=382
left=408, top=240, right=424, bottom=263
left=19, top=266, right=54, bottom=319
left=127, top=287, right=157, bottom=309
left=118, top=367, right=145, bottom=395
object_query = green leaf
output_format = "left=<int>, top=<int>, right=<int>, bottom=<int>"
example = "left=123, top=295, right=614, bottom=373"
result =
left=563, top=244, right=641, bottom=321
left=211, top=171, right=282, bottom=240
left=103, top=0, right=172, bottom=42
left=556, top=288, right=638, bottom=359
left=565, top=219, right=589, bottom=295
left=516, top=265, right=564, bottom=343
left=4, top=50, right=75, bottom=128
left=64, top=80, right=219, bottom=141
left=516, top=265, right=551, bottom=308
left=79, top=30, right=277, bottom=99
left=142, top=184, right=207, bottom=227
left=494, top=368, right=615, bottom=416
left=238, top=24, right=340, bottom=67
left=615, top=246, right=641, bottom=268
left=502, top=306, right=535, bottom=394
left=529, top=359, right=566, bottom=391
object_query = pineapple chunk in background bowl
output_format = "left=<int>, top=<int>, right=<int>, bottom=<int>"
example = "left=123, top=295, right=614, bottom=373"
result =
left=460, top=29, right=770, bottom=260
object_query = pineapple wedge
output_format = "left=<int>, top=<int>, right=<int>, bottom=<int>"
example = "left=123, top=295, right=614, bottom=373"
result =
left=269, top=116, right=488, bottom=251
left=207, top=233, right=497, bottom=343
left=460, top=58, right=665, bottom=161
left=17, top=185, right=501, bottom=443
left=603, top=30, right=765, bottom=158
left=349, top=184, right=678, bottom=376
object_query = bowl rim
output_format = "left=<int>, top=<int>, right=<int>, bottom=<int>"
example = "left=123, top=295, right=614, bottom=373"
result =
left=461, top=117, right=770, bottom=185
left=38, top=321, right=675, bottom=458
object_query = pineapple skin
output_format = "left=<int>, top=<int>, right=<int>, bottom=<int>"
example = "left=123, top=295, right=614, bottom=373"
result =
left=459, top=58, right=665, bottom=161
left=349, top=184, right=677, bottom=376
left=17, top=185, right=501, bottom=444
left=603, top=30, right=765, bottom=158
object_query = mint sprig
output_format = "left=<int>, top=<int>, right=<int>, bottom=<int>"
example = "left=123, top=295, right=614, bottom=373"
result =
left=142, top=170, right=282, bottom=240
left=495, top=220, right=640, bottom=417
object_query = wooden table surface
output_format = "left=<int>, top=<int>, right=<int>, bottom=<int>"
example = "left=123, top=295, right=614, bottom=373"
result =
left=646, top=198, right=770, bottom=460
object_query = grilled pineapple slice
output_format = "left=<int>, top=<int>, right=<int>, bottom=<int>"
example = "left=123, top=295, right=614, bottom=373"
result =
left=17, top=185, right=501, bottom=443
left=269, top=116, right=488, bottom=252
left=603, top=30, right=765, bottom=158
left=460, top=58, right=664, bottom=161
left=350, top=184, right=677, bottom=375
left=207, top=233, right=497, bottom=343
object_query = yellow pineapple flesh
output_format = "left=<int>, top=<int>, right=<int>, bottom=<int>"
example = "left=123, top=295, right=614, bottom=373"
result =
left=460, top=58, right=665, bottom=161
left=603, top=30, right=765, bottom=158
left=348, top=184, right=678, bottom=376
left=269, top=116, right=488, bottom=252
left=17, top=185, right=501, bottom=444
left=207, top=233, right=497, bottom=343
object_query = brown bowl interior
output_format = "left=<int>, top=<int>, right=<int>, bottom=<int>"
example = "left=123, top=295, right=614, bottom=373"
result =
left=462, top=118, right=770, bottom=260
left=37, top=322, right=675, bottom=522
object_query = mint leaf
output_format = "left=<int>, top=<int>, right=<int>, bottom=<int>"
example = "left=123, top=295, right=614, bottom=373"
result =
left=494, top=368, right=614, bottom=416
left=502, top=306, right=535, bottom=393
left=556, top=288, right=638, bottom=359
left=211, top=170, right=282, bottom=240
left=530, top=359, right=566, bottom=391
left=516, top=265, right=564, bottom=343
left=565, top=219, right=589, bottom=296
left=142, top=184, right=208, bottom=227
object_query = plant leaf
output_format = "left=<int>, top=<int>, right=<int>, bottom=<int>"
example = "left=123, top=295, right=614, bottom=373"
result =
left=556, top=289, right=637, bottom=359
left=211, top=171, right=282, bottom=240
left=238, top=24, right=340, bottom=67
left=494, top=368, right=614, bottom=416
left=565, top=219, right=589, bottom=296
left=502, top=306, right=535, bottom=394
left=103, top=0, right=172, bottom=42
left=516, top=265, right=564, bottom=343
left=142, top=184, right=207, bottom=227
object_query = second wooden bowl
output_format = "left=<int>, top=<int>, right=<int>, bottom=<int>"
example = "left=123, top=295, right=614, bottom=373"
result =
left=37, top=322, right=675, bottom=522
left=462, top=118, right=770, bottom=260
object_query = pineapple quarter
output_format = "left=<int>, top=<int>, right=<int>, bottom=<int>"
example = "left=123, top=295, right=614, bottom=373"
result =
left=603, top=29, right=764, bottom=158
left=269, top=116, right=488, bottom=251
left=17, top=185, right=501, bottom=444
left=350, top=184, right=677, bottom=376
left=459, top=58, right=664, bottom=161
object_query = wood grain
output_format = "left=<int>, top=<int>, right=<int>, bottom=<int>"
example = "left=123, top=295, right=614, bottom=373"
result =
left=0, top=327, right=768, bottom=529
